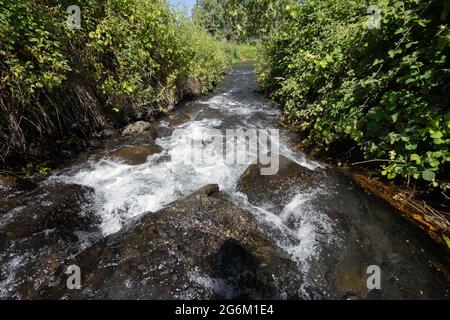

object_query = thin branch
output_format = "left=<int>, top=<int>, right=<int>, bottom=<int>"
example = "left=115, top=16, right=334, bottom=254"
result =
left=442, top=192, right=450, bottom=202
left=350, top=159, right=407, bottom=166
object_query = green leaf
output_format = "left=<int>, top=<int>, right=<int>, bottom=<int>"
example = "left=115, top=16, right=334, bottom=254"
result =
left=429, top=158, right=440, bottom=168
left=410, top=154, right=421, bottom=164
left=422, top=170, right=436, bottom=182
left=387, top=172, right=397, bottom=180
left=444, top=235, right=450, bottom=250
left=430, top=131, right=443, bottom=139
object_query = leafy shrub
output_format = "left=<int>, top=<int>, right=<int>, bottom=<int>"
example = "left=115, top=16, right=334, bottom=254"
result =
left=258, top=0, right=450, bottom=190
left=0, top=0, right=228, bottom=163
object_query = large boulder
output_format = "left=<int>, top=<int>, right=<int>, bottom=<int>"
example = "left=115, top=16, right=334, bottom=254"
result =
left=53, top=184, right=302, bottom=299
left=183, top=75, right=203, bottom=97
left=0, top=183, right=101, bottom=299
left=237, top=155, right=321, bottom=206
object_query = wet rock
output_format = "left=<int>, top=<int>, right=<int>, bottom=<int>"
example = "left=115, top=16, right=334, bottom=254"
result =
left=237, top=155, right=321, bottom=205
left=0, top=175, right=38, bottom=192
left=0, top=229, right=98, bottom=299
left=55, top=185, right=302, bottom=299
left=197, top=184, right=220, bottom=197
left=168, top=113, right=191, bottom=128
left=122, top=121, right=153, bottom=136
left=107, top=145, right=163, bottom=165
left=330, top=256, right=369, bottom=300
left=152, top=124, right=174, bottom=139
left=0, top=184, right=100, bottom=241
left=183, top=75, right=203, bottom=97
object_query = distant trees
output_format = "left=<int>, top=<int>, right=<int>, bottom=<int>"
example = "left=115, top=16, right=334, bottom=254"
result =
left=193, top=0, right=231, bottom=40
left=193, top=0, right=291, bottom=43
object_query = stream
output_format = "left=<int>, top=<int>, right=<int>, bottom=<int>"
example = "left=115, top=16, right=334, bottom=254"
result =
left=1, top=63, right=449, bottom=299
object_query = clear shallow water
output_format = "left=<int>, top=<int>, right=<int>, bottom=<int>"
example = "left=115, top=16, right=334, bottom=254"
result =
left=39, top=63, right=450, bottom=299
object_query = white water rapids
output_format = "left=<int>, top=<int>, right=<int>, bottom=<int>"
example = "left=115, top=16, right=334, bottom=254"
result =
left=50, top=71, right=335, bottom=277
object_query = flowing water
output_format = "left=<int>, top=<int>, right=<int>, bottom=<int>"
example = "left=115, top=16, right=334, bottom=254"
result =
left=1, top=63, right=449, bottom=299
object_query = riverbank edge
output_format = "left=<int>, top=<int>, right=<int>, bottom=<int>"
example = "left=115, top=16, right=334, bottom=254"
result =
left=346, top=170, right=450, bottom=252
left=279, top=118, right=450, bottom=256
left=0, top=71, right=226, bottom=177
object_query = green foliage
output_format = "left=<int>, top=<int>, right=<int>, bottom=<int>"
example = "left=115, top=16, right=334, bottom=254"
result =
left=193, top=0, right=229, bottom=40
left=86, top=0, right=228, bottom=110
left=38, top=166, right=53, bottom=175
left=223, top=0, right=290, bottom=42
left=258, top=0, right=450, bottom=190
left=193, top=0, right=291, bottom=43
left=0, top=0, right=71, bottom=101
left=444, top=234, right=450, bottom=249
left=0, top=0, right=228, bottom=162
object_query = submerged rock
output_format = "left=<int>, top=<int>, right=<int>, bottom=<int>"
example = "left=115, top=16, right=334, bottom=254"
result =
left=168, top=113, right=191, bottom=128
left=0, top=184, right=100, bottom=241
left=40, top=184, right=302, bottom=300
left=107, top=145, right=163, bottom=165
left=237, top=155, right=321, bottom=205
left=0, top=229, right=98, bottom=299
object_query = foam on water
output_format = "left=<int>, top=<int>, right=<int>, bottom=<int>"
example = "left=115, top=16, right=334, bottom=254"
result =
left=280, top=188, right=336, bottom=269
left=202, top=91, right=280, bottom=117
left=232, top=187, right=336, bottom=274
left=53, top=117, right=251, bottom=235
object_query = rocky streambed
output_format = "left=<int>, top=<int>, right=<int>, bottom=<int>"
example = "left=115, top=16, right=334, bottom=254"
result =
left=0, top=63, right=449, bottom=299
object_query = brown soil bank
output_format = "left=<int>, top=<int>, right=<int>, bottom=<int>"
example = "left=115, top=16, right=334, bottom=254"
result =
left=347, top=172, right=450, bottom=254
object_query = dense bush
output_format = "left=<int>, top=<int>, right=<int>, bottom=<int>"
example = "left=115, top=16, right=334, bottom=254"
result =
left=258, top=0, right=450, bottom=190
left=0, top=0, right=228, bottom=164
